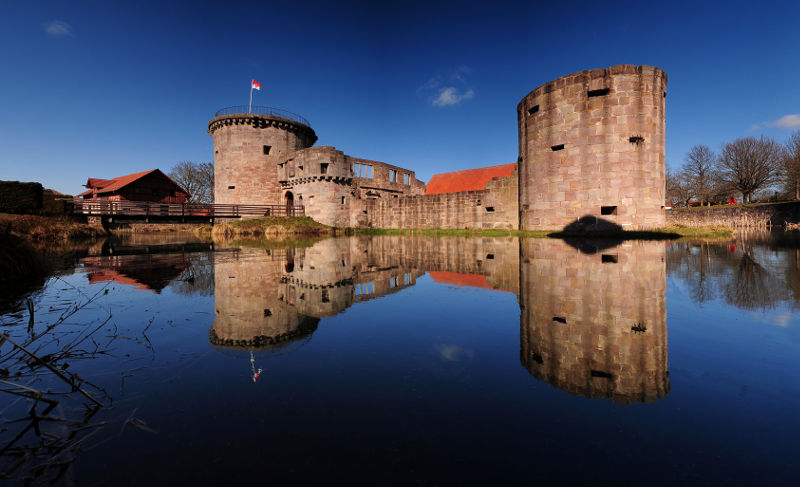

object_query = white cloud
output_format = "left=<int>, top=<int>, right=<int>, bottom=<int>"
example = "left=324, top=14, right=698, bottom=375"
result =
left=751, top=114, right=800, bottom=131
left=43, top=20, right=72, bottom=36
left=432, top=87, right=474, bottom=107
left=770, top=114, right=800, bottom=129
left=418, top=66, right=475, bottom=106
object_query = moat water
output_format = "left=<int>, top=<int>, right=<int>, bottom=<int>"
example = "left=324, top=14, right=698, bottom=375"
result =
left=1, top=232, right=799, bottom=485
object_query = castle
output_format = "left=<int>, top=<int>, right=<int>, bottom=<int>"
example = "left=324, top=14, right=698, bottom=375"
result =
left=209, top=64, right=667, bottom=231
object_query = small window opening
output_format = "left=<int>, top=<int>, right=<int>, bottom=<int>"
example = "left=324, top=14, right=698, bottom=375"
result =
left=551, top=144, right=565, bottom=151
left=601, top=254, right=618, bottom=264
left=215, top=150, right=219, bottom=154
left=298, top=165, right=303, bottom=171
left=663, top=92, right=667, bottom=98
left=392, top=194, right=398, bottom=198
left=263, top=145, right=271, bottom=155
left=486, top=254, right=494, bottom=260
left=476, top=199, right=482, bottom=206
left=527, top=105, right=540, bottom=115
left=263, top=309, right=272, bottom=317
left=632, top=322, right=647, bottom=333
left=591, top=370, right=613, bottom=379
left=587, top=88, right=610, bottom=98
left=629, top=136, right=644, bottom=144
left=531, top=352, right=543, bottom=364
left=321, top=289, right=329, bottom=303
left=320, top=163, right=328, bottom=174
left=600, top=206, right=617, bottom=215
left=552, top=316, right=567, bottom=324
left=228, top=185, right=235, bottom=189
left=341, top=196, right=345, bottom=204
left=485, top=206, right=495, bottom=212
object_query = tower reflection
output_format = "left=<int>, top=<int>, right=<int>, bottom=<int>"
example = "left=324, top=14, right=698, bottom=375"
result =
left=519, top=239, right=669, bottom=403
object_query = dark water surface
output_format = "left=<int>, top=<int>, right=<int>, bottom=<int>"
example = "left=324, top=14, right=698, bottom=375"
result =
left=1, top=233, right=799, bottom=485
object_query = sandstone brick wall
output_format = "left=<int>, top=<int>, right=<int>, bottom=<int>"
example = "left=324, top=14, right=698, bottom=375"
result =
left=519, top=239, right=669, bottom=403
left=518, top=65, right=667, bottom=231
left=209, top=114, right=317, bottom=206
left=352, top=173, right=518, bottom=229
left=666, top=202, right=800, bottom=227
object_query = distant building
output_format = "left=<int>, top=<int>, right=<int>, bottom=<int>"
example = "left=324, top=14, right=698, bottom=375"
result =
left=78, top=169, right=189, bottom=203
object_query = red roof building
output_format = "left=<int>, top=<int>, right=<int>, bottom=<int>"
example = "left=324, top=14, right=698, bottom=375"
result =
left=78, top=169, right=189, bottom=203
left=425, top=163, right=517, bottom=195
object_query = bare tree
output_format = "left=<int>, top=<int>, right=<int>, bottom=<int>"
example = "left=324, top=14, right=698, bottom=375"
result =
left=782, top=131, right=800, bottom=200
left=718, top=136, right=785, bottom=203
left=168, top=161, right=214, bottom=203
left=665, top=167, right=693, bottom=207
left=682, top=145, right=719, bottom=206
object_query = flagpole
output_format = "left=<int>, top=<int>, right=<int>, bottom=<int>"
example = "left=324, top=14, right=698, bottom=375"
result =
left=248, top=81, right=253, bottom=114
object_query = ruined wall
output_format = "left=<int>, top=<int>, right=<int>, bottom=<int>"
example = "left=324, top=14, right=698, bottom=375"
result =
left=352, top=172, right=518, bottom=229
left=519, top=239, right=669, bottom=403
left=518, top=65, right=667, bottom=231
left=209, top=114, right=317, bottom=206
left=350, top=157, right=425, bottom=200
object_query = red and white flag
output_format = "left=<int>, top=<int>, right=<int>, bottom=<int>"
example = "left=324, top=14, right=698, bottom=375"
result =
left=251, top=80, right=261, bottom=91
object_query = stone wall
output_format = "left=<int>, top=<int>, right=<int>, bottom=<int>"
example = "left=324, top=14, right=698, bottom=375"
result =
left=517, top=65, right=667, bottom=231
left=666, top=202, right=800, bottom=227
left=351, top=157, right=425, bottom=200
left=209, top=114, right=317, bottom=206
left=352, top=172, right=518, bottom=229
left=519, top=239, right=669, bottom=403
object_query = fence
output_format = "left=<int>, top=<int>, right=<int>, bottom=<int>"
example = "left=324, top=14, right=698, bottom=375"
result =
left=71, top=199, right=305, bottom=218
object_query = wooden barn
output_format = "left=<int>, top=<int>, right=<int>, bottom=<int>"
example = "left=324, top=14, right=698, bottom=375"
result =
left=78, top=169, right=189, bottom=203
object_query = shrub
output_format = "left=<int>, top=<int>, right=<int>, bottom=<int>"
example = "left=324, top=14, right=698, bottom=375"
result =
left=0, top=181, right=43, bottom=214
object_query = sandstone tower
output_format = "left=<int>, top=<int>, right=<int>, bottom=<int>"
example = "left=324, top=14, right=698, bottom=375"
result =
left=208, top=107, right=317, bottom=206
left=517, top=65, right=667, bottom=231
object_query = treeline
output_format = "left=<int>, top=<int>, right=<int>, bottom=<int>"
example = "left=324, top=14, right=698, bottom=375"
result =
left=667, top=130, right=800, bottom=206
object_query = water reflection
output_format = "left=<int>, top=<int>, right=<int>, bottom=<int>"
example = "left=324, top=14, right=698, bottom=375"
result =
left=520, top=240, right=669, bottom=403
left=208, top=236, right=668, bottom=403
left=666, top=237, right=800, bottom=310
left=80, top=240, right=215, bottom=294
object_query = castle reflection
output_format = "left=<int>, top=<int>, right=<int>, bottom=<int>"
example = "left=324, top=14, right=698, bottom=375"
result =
left=520, top=239, right=669, bottom=404
left=211, top=236, right=669, bottom=403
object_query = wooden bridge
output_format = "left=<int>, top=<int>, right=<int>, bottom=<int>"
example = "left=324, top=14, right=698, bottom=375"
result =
left=70, top=199, right=304, bottom=221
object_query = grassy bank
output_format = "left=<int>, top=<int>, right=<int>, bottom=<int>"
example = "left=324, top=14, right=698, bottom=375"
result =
left=200, top=216, right=734, bottom=242
left=0, top=213, right=107, bottom=244
left=198, top=216, right=336, bottom=240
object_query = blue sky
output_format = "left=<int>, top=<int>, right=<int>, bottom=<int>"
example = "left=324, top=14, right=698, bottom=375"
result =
left=1, top=0, right=798, bottom=195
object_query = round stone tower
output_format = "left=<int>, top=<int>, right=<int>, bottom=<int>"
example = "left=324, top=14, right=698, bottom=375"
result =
left=208, top=106, right=317, bottom=206
left=517, top=65, right=667, bottom=231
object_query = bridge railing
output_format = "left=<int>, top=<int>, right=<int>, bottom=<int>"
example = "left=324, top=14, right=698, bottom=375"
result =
left=71, top=200, right=305, bottom=218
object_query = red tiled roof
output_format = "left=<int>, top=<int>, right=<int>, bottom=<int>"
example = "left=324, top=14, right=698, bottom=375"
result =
left=425, top=163, right=517, bottom=195
left=78, top=169, right=187, bottom=197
